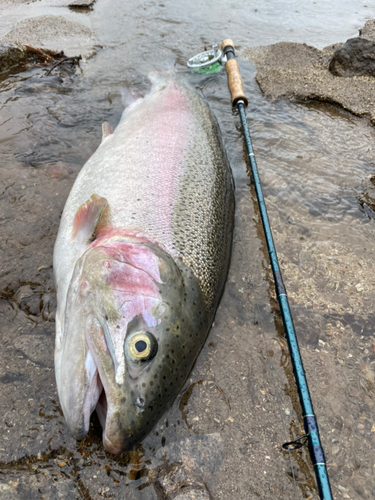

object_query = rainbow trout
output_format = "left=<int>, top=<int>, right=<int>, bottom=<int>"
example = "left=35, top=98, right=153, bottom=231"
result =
left=54, top=78, right=234, bottom=454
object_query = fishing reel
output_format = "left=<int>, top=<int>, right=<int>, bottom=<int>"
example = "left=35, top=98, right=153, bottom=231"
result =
left=187, top=44, right=226, bottom=74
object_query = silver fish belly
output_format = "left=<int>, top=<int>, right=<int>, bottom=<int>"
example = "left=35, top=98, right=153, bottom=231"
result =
left=53, top=79, right=234, bottom=453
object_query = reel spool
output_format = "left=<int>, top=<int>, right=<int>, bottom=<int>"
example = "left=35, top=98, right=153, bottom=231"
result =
left=187, top=44, right=224, bottom=74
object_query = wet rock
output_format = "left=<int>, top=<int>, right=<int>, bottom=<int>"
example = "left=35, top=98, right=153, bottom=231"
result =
left=14, top=334, right=54, bottom=367
left=12, top=285, right=34, bottom=306
left=329, top=38, right=375, bottom=77
left=153, top=463, right=212, bottom=500
left=69, top=0, right=96, bottom=7
left=0, top=484, right=20, bottom=499
left=4, top=15, right=99, bottom=59
left=0, top=41, right=27, bottom=73
left=243, top=22, right=375, bottom=124
left=155, top=433, right=223, bottom=479
left=359, top=19, right=375, bottom=41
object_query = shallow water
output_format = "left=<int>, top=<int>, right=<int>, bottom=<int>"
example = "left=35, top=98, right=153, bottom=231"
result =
left=1, top=0, right=375, bottom=498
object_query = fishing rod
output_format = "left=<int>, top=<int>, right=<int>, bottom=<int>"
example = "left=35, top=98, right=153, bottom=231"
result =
left=221, top=39, right=334, bottom=500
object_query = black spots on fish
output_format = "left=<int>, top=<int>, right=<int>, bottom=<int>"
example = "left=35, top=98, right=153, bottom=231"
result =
left=176, top=325, right=180, bottom=330
left=142, top=383, right=146, bottom=388
left=121, top=397, right=126, bottom=404
left=150, top=381, right=154, bottom=387
left=170, top=382, right=173, bottom=387
left=158, top=394, right=161, bottom=399
left=151, top=391, right=155, bottom=396
left=116, top=325, right=120, bottom=329
left=105, top=315, right=108, bottom=321
left=131, top=391, right=135, bottom=397
left=166, top=328, right=170, bottom=332
left=162, top=437, right=166, bottom=447
left=154, top=374, right=157, bottom=380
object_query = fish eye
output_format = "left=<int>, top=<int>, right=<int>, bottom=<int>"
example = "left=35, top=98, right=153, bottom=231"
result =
left=126, top=331, right=158, bottom=363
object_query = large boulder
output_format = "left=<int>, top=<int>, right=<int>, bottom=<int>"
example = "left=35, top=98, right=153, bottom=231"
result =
left=329, top=38, right=375, bottom=77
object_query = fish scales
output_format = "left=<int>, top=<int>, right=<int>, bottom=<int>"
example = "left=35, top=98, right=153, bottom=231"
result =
left=53, top=78, right=234, bottom=453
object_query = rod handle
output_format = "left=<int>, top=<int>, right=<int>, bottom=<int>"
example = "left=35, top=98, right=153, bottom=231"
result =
left=221, top=39, right=248, bottom=108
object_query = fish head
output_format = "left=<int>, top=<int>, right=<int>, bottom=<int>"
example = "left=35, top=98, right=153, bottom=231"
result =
left=56, top=239, right=208, bottom=453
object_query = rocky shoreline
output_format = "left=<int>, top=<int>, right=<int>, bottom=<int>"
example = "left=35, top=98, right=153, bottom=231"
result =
left=0, top=4, right=99, bottom=77
left=243, top=20, right=375, bottom=125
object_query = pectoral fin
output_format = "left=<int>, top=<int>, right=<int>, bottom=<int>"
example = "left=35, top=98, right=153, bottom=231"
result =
left=72, top=194, right=110, bottom=243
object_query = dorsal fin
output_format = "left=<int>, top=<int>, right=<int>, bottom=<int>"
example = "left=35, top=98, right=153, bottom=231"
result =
left=72, top=194, right=110, bottom=243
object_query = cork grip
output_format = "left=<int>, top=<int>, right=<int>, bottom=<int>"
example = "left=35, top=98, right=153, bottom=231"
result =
left=225, top=59, right=248, bottom=107
left=221, top=39, right=248, bottom=108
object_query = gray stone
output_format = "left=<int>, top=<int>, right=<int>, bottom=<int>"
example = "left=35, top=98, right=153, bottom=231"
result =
left=0, top=484, right=20, bottom=500
left=69, top=0, right=96, bottom=7
left=4, top=15, right=99, bottom=59
left=329, top=37, right=375, bottom=77
left=0, top=41, right=27, bottom=73
left=359, top=19, right=375, bottom=41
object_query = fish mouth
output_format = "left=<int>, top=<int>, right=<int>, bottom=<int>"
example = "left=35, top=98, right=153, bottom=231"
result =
left=81, top=342, right=112, bottom=449
left=82, top=337, right=134, bottom=455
